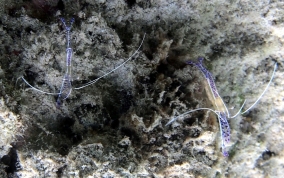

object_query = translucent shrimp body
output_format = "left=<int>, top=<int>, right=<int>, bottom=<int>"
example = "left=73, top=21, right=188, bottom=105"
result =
left=166, top=57, right=277, bottom=157
left=56, top=18, right=74, bottom=107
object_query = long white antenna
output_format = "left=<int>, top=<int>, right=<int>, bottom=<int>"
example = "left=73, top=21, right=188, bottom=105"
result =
left=165, top=107, right=222, bottom=126
left=241, top=62, right=277, bottom=114
left=74, top=33, right=146, bottom=90
left=21, top=77, right=60, bottom=95
left=230, top=99, right=246, bottom=118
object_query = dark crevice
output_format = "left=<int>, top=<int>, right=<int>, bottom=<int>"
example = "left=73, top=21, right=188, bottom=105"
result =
left=262, top=150, right=275, bottom=160
left=1, top=147, right=22, bottom=176
left=125, top=0, right=136, bottom=8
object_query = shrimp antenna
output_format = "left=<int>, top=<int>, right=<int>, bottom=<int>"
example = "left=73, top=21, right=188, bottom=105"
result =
left=21, top=77, right=60, bottom=95
left=165, top=107, right=222, bottom=126
left=74, top=33, right=146, bottom=90
left=165, top=107, right=229, bottom=157
left=241, top=62, right=277, bottom=114
left=230, top=99, right=246, bottom=118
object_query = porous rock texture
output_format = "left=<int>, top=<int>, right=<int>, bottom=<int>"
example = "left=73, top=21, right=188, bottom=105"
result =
left=0, top=0, right=284, bottom=177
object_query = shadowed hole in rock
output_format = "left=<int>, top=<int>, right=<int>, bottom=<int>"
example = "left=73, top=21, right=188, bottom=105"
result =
left=125, top=0, right=136, bottom=8
left=1, top=147, right=22, bottom=175
left=262, top=150, right=275, bottom=160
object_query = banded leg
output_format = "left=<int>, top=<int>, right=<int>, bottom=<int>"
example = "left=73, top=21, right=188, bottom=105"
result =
left=218, top=112, right=231, bottom=157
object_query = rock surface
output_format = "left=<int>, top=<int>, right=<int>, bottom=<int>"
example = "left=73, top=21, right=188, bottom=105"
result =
left=0, top=0, right=283, bottom=177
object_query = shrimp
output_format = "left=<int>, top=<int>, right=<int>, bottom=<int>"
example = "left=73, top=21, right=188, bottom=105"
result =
left=21, top=17, right=145, bottom=107
left=166, top=57, right=277, bottom=156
